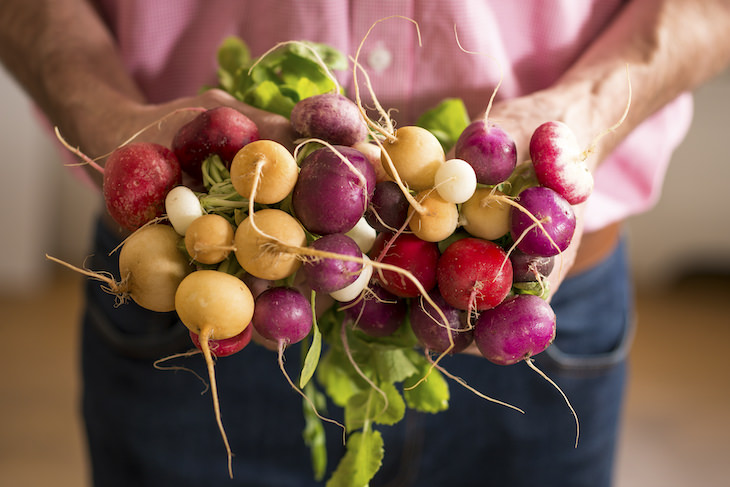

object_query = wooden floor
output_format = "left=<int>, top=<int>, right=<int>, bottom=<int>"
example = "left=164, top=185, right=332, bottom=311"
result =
left=1, top=271, right=728, bottom=486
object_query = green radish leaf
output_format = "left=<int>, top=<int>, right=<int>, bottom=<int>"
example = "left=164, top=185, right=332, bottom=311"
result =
left=372, top=348, right=418, bottom=384
left=345, top=382, right=405, bottom=431
left=243, top=80, right=297, bottom=117
left=416, top=97, right=471, bottom=152
left=302, top=381, right=328, bottom=481
left=317, top=348, right=367, bottom=407
left=402, top=351, right=450, bottom=414
left=326, top=430, right=384, bottom=487
left=300, top=292, right=323, bottom=389
left=216, top=36, right=251, bottom=93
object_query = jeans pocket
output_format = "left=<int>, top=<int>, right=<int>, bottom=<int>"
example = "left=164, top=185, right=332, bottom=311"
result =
left=539, top=236, right=636, bottom=376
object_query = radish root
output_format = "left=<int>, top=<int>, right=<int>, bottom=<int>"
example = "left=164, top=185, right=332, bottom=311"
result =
left=525, top=358, right=580, bottom=448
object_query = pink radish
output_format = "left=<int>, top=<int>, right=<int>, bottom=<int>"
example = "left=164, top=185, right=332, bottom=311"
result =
left=529, top=121, right=593, bottom=205
left=189, top=325, right=253, bottom=358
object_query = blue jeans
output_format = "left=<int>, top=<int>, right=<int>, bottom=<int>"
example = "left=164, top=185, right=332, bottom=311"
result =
left=81, top=218, right=634, bottom=487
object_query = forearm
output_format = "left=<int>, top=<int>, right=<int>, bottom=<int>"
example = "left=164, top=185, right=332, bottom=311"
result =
left=550, top=0, right=730, bottom=167
left=0, top=0, right=145, bottom=158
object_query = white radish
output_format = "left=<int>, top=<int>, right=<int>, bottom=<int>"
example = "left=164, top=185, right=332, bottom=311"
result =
left=165, top=185, right=204, bottom=235
left=434, top=158, right=478, bottom=204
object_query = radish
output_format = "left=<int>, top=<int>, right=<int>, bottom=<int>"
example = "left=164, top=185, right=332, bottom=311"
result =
left=189, top=324, right=253, bottom=358
left=234, top=208, right=307, bottom=280
left=290, top=92, right=368, bottom=146
left=510, top=248, right=555, bottom=283
left=433, top=158, right=478, bottom=204
left=459, top=188, right=511, bottom=241
left=329, top=254, right=373, bottom=302
left=409, top=289, right=473, bottom=354
left=300, top=233, right=364, bottom=294
left=229, top=139, right=298, bottom=205
left=165, top=185, right=204, bottom=235
left=343, top=283, right=406, bottom=338
left=436, top=237, right=512, bottom=312
left=292, top=145, right=376, bottom=235
left=172, top=106, right=259, bottom=181
left=252, top=287, right=343, bottom=432
left=529, top=121, right=593, bottom=205
left=174, top=269, right=255, bottom=477
left=473, top=294, right=555, bottom=366
left=103, top=142, right=183, bottom=231
left=364, top=180, right=410, bottom=233
left=343, top=284, right=407, bottom=337
left=252, top=286, right=313, bottom=346
left=345, top=217, right=377, bottom=253
left=473, top=293, right=580, bottom=446
left=370, top=232, right=440, bottom=299
left=454, top=120, right=517, bottom=185
left=47, top=223, right=191, bottom=313
left=407, top=190, right=459, bottom=243
left=510, top=186, right=576, bottom=257
left=380, top=125, right=445, bottom=191
left=184, top=214, right=235, bottom=265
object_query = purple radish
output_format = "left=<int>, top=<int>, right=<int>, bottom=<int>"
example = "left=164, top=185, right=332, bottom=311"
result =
left=510, top=248, right=555, bottom=282
left=252, top=287, right=313, bottom=346
left=290, top=92, right=368, bottom=146
left=172, top=106, right=259, bottom=181
left=300, top=233, right=364, bottom=293
left=510, top=186, right=576, bottom=257
left=530, top=120, right=593, bottom=205
left=344, top=283, right=406, bottom=338
left=473, top=294, right=556, bottom=366
left=410, top=289, right=473, bottom=354
left=364, top=180, right=410, bottom=232
left=454, top=120, right=517, bottom=185
left=292, top=145, right=376, bottom=235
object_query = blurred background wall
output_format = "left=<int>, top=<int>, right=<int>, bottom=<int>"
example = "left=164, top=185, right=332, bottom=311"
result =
left=0, top=65, right=728, bottom=294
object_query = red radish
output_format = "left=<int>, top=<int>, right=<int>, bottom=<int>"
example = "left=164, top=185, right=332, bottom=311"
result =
left=409, top=289, right=473, bottom=354
left=292, top=145, right=376, bottom=235
left=103, top=142, right=182, bottom=231
left=473, top=294, right=555, bottom=365
left=290, top=92, right=368, bottom=146
left=510, top=186, right=576, bottom=257
left=189, top=325, right=253, bottom=358
left=529, top=120, right=593, bottom=205
left=436, top=237, right=512, bottom=312
left=370, top=232, right=440, bottom=298
left=300, top=233, right=364, bottom=294
left=454, top=120, right=517, bottom=185
left=172, top=106, right=259, bottom=181
left=343, top=283, right=406, bottom=338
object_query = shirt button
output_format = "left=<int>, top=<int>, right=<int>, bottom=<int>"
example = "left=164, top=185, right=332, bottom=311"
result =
left=367, top=43, right=392, bottom=73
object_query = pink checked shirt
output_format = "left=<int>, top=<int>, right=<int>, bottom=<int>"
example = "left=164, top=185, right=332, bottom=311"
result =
left=93, top=0, right=693, bottom=232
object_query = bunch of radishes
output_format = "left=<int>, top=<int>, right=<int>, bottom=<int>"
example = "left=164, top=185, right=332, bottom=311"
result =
left=50, top=36, right=599, bottom=484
